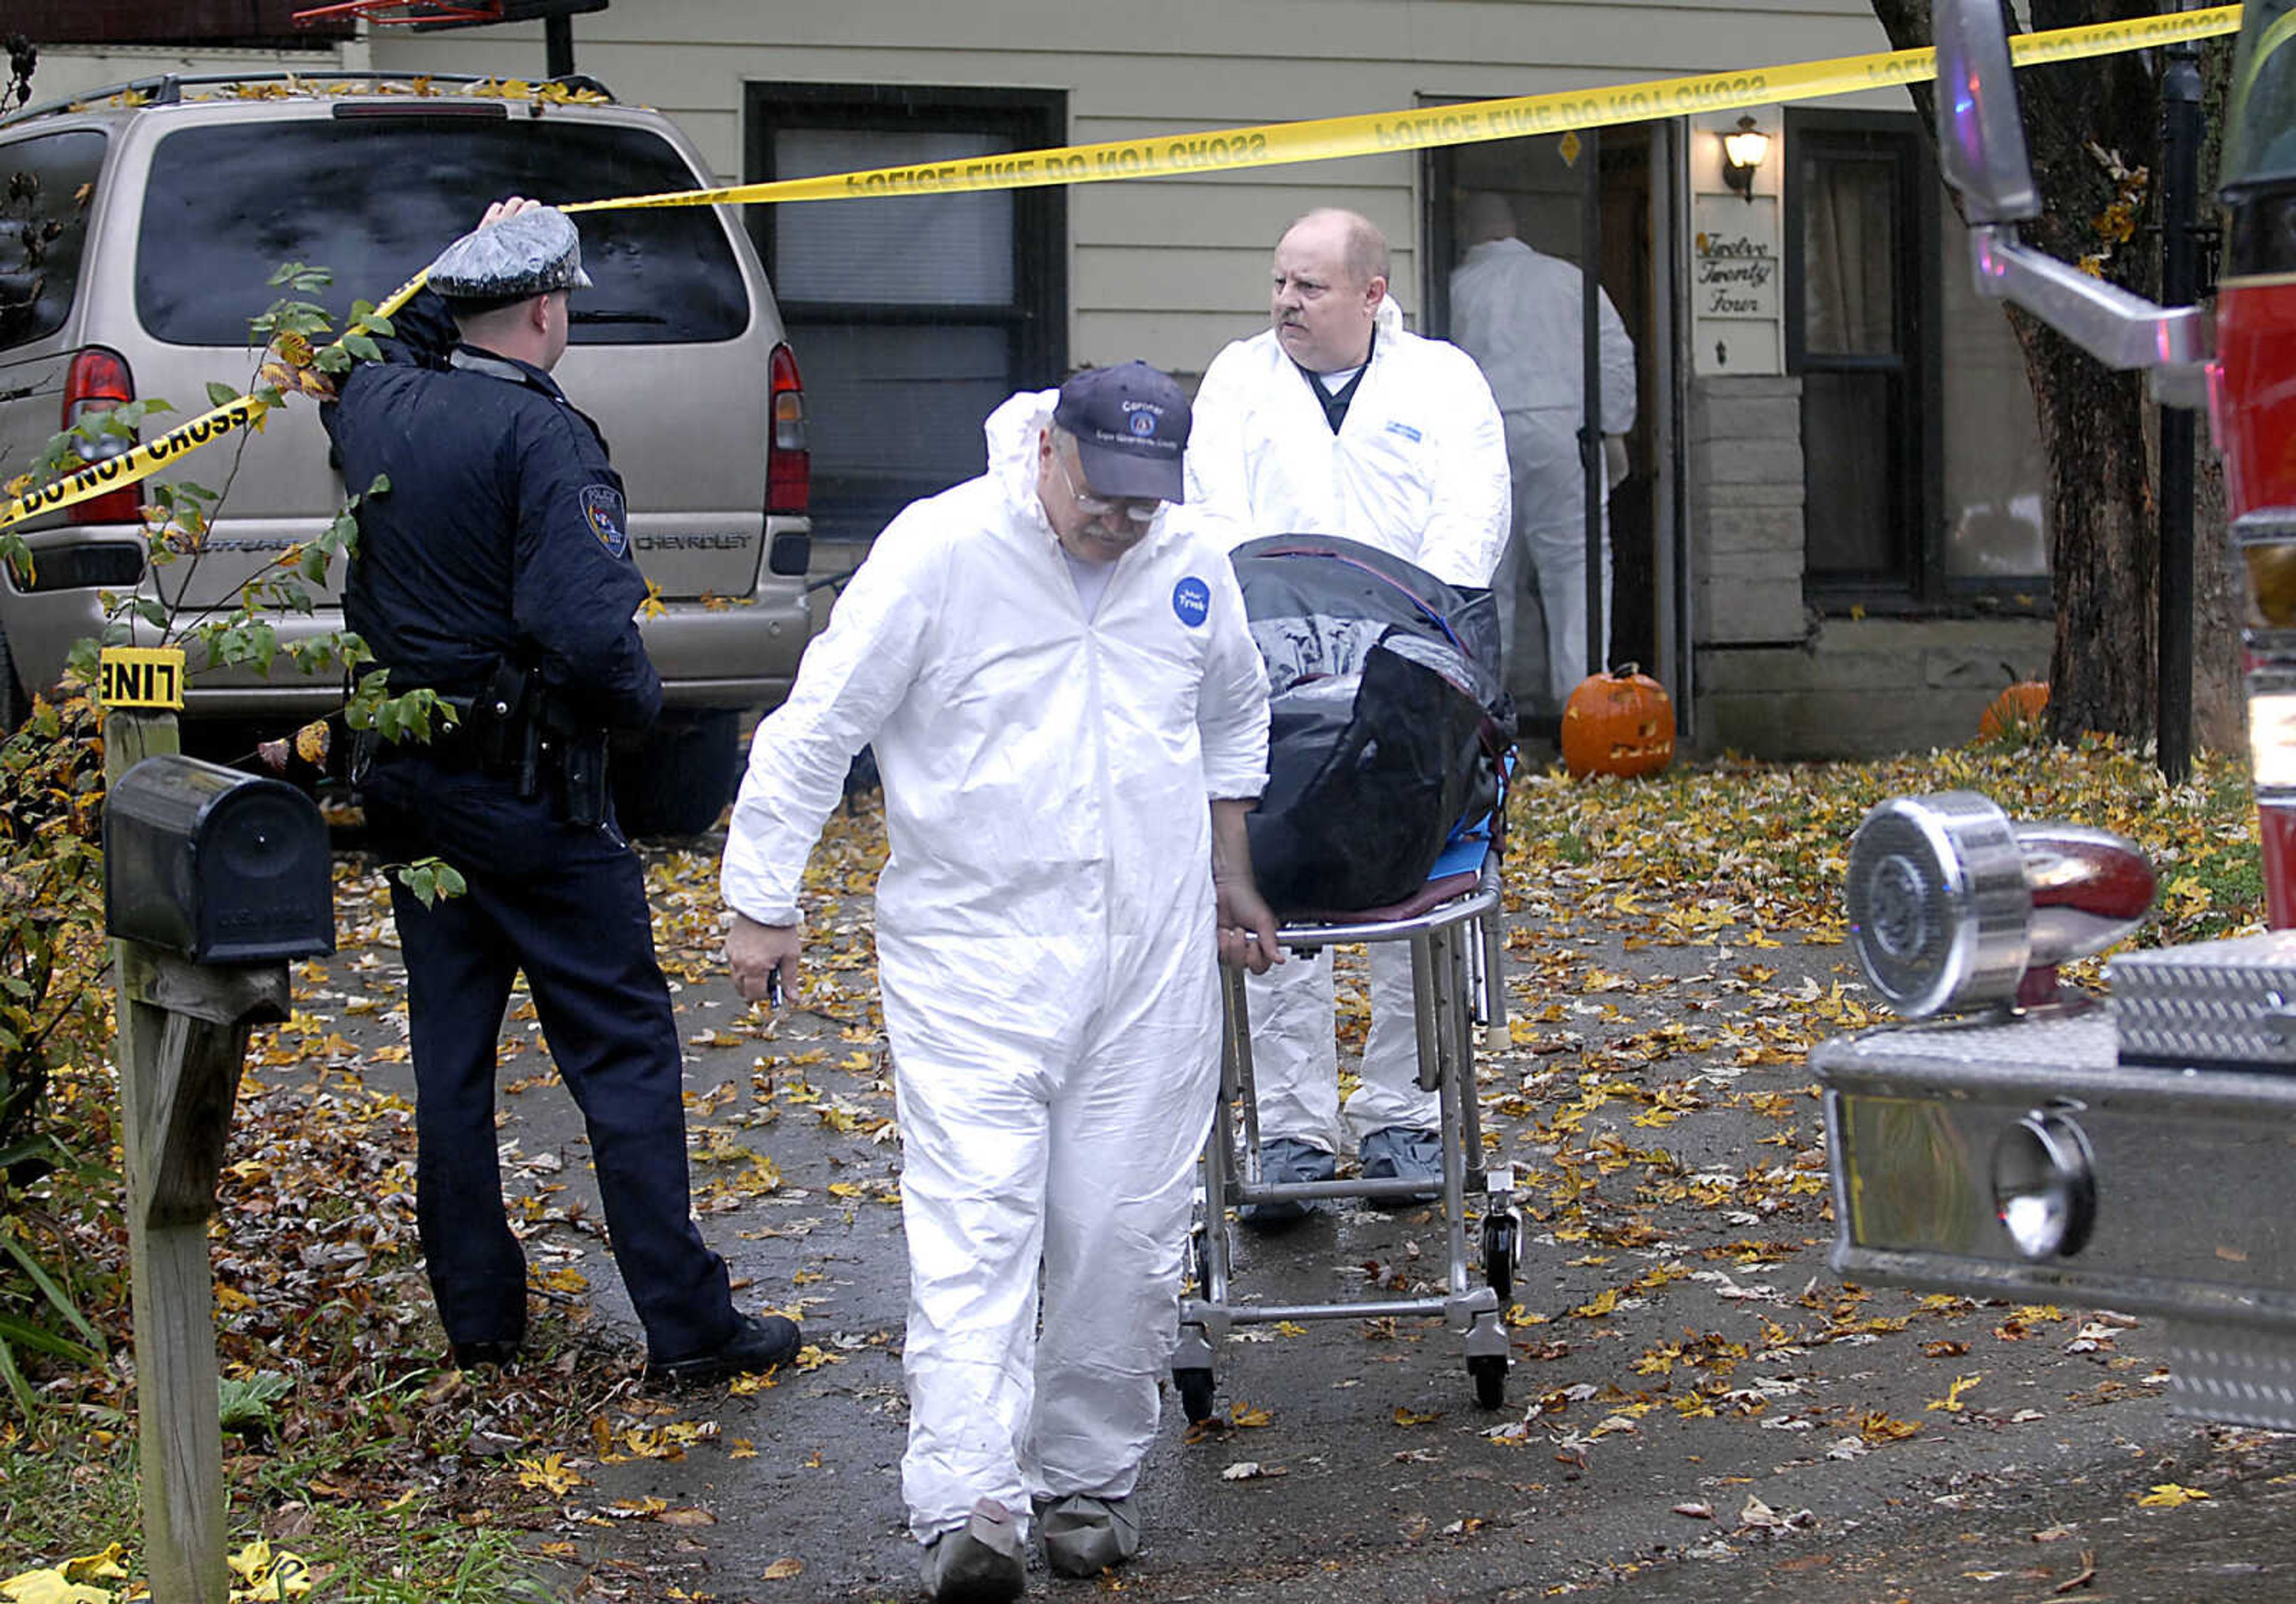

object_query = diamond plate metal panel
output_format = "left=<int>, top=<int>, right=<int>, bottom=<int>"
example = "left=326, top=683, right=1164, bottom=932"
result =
left=2111, top=932, right=2296, bottom=1070
left=1814, top=1004, right=2115, bottom=1079
left=2166, top=1320, right=2296, bottom=1431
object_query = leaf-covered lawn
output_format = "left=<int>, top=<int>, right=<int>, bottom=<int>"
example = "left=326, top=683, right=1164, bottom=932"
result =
left=1512, top=736, right=2263, bottom=952
left=0, top=734, right=2264, bottom=1595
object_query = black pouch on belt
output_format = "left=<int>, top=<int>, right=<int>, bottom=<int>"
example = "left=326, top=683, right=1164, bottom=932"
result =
left=561, top=726, right=610, bottom=829
left=468, top=661, right=542, bottom=792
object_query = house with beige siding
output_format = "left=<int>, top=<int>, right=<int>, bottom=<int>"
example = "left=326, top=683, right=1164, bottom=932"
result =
left=25, top=0, right=2056, bottom=756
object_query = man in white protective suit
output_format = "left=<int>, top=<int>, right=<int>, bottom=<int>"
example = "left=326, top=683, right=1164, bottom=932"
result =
left=719, top=362, right=1281, bottom=1602
left=1448, top=190, right=1637, bottom=708
left=1183, top=207, right=1509, bottom=1218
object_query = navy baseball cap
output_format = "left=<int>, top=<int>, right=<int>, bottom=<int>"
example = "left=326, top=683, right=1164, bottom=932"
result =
left=428, top=206, right=594, bottom=303
left=1053, top=361, right=1190, bottom=503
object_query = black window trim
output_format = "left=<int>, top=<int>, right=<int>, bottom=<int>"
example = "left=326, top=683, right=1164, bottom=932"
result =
left=741, top=82, right=1067, bottom=548
left=1788, top=107, right=1954, bottom=615
left=741, top=81, right=1065, bottom=384
left=1787, top=107, right=2047, bottom=616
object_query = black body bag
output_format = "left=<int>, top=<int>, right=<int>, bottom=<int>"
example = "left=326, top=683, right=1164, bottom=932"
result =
left=1231, top=534, right=1512, bottom=918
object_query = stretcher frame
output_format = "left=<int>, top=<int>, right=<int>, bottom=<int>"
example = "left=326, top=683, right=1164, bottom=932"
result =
left=1173, top=854, right=1519, bottom=1415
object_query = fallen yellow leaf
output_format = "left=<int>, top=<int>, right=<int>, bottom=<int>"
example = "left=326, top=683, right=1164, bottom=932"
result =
left=2137, top=1483, right=2210, bottom=1508
left=1, top=1572, right=116, bottom=1604
left=58, top=1553, right=125, bottom=1586
left=514, top=1452, right=586, bottom=1497
left=1925, top=1373, right=1981, bottom=1413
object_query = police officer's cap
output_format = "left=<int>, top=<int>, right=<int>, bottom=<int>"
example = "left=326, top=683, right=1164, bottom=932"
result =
left=427, top=206, right=594, bottom=303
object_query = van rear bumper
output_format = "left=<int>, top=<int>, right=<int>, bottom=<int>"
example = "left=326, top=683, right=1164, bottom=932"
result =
left=0, top=575, right=108, bottom=703
left=0, top=573, right=813, bottom=720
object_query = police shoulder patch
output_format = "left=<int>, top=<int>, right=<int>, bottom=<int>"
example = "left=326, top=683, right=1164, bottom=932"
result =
left=578, top=483, right=628, bottom=558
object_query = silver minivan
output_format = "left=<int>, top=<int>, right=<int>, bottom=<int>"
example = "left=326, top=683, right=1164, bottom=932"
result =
left=0, top=74, right=814, bottom=833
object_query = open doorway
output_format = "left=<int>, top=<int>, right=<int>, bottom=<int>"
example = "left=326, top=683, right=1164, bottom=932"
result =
left=1427, top=124, right=1663, bottom=722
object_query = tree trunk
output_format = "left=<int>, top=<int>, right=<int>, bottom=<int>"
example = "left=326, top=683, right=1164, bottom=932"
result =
left=2194, top=427, right=2241, bottom=751
left=2019, top=319, right=2157, bottom=733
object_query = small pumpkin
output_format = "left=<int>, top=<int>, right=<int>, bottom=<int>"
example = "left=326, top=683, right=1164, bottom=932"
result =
left=1979, top=680, right=2050, bottom=740
left=1561, top=666, right=1674, bottom=779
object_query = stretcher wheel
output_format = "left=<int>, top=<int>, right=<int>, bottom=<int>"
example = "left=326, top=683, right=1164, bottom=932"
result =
left=1174, top=1367, right=1217, bottom=1425
left=1468, top=1354, right=1507, bottom=1410
left=1481, top=1212, right=1519, bottom=1306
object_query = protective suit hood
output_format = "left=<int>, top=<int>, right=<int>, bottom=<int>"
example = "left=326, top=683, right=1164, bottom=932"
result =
left=983, top=387, right=1060, bottom=527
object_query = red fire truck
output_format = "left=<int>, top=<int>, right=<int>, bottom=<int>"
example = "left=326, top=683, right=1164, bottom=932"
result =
left=1819, top=0, right=2296, bottom=1430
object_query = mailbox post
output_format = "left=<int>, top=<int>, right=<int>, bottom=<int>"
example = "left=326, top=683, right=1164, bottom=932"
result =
left=103, top=716, right=334, bottom=1604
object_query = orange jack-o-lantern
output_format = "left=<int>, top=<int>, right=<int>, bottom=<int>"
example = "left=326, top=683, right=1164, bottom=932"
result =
left=1978, top=680, right=2050, bottom=740
left=1560, top=667, right=1675, bottom=779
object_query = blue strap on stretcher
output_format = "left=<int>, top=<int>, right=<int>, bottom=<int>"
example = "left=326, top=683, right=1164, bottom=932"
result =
left=1427, top=832, right=1490, bottom=882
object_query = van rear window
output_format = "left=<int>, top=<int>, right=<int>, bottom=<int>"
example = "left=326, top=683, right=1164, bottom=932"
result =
left=136, top=117, right=749, bottom=346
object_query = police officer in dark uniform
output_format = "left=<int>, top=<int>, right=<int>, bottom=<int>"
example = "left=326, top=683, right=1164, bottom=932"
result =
left=325, top=199, right=800, bottom=1385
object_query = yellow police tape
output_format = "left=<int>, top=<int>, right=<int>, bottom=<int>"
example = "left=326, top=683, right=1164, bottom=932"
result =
left=0, top=4, right=2243, bottom=536
left=1, top=392, right=269, bottom=534
left=571, top=5, right=2239, bottom=213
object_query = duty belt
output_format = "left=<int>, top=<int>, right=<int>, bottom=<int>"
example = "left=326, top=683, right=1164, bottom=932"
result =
left=361, top=662, right=612, bottom=829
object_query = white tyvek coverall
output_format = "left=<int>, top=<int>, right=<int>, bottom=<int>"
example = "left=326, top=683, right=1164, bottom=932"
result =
left=1448, top=236, right=1636, bottom=702
left=1183, top=296, right=1509, bottom=1153
left=721, top=391, right=1269, bottom=1543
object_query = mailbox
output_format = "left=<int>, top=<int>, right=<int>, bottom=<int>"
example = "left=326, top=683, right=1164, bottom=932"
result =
left=105, top=755, right=335, bottom=963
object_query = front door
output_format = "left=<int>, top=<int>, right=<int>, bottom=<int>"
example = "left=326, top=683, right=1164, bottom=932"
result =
left=1428, top=123, right=1666, bottom=719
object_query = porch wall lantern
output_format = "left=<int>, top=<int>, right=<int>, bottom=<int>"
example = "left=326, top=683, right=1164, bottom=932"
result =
left=1722, top=115, right=1770, bottom=200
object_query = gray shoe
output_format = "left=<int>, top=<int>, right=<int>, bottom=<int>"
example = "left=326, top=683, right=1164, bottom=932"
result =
left=920, top=1498, right=1026, bottom=1603
left=1239, top=1136, right=1336, bottom=1227
left=1358, top=1125, right=1443, bottom=1205
left=1039, top=1493, right=1140, bottom=1579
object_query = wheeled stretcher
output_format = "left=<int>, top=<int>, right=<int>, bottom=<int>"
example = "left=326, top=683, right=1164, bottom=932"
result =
left=1171, top=837, right=1521, bottom=1416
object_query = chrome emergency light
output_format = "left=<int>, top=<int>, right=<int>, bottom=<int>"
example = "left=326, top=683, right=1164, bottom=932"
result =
left=1846, top=792, right=2157, bottom=1018
left=1990, top=1105, right=2097, bottom=1260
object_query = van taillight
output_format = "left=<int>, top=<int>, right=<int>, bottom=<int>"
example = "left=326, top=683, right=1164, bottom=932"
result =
left=63, top=346, right=142, bottom=525
left=767, top=342, right=810, bottom=516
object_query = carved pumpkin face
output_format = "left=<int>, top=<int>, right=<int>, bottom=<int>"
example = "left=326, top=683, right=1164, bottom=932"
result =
left=1561, top=668, right=1675, bottom=779
left=1979, top=680, right=2050, bottom=740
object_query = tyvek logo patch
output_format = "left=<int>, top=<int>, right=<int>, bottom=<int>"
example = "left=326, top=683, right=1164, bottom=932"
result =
left=1384, top=419, right=1423, bottom=443
left=579, top=483, right=628, bottom=558
left=1173, top=576, right=1210, bottom=627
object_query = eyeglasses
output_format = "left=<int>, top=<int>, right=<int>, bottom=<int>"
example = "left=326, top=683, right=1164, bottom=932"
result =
left=1057, top=448, right=1162, bottom=524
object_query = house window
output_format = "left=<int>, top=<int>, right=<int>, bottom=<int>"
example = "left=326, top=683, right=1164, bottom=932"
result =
left=744, top=85, right=1065, bottom=548
left=1788, top=110, right=2045, bottom=607
left=1788, top=114, right=1940, bottom=606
